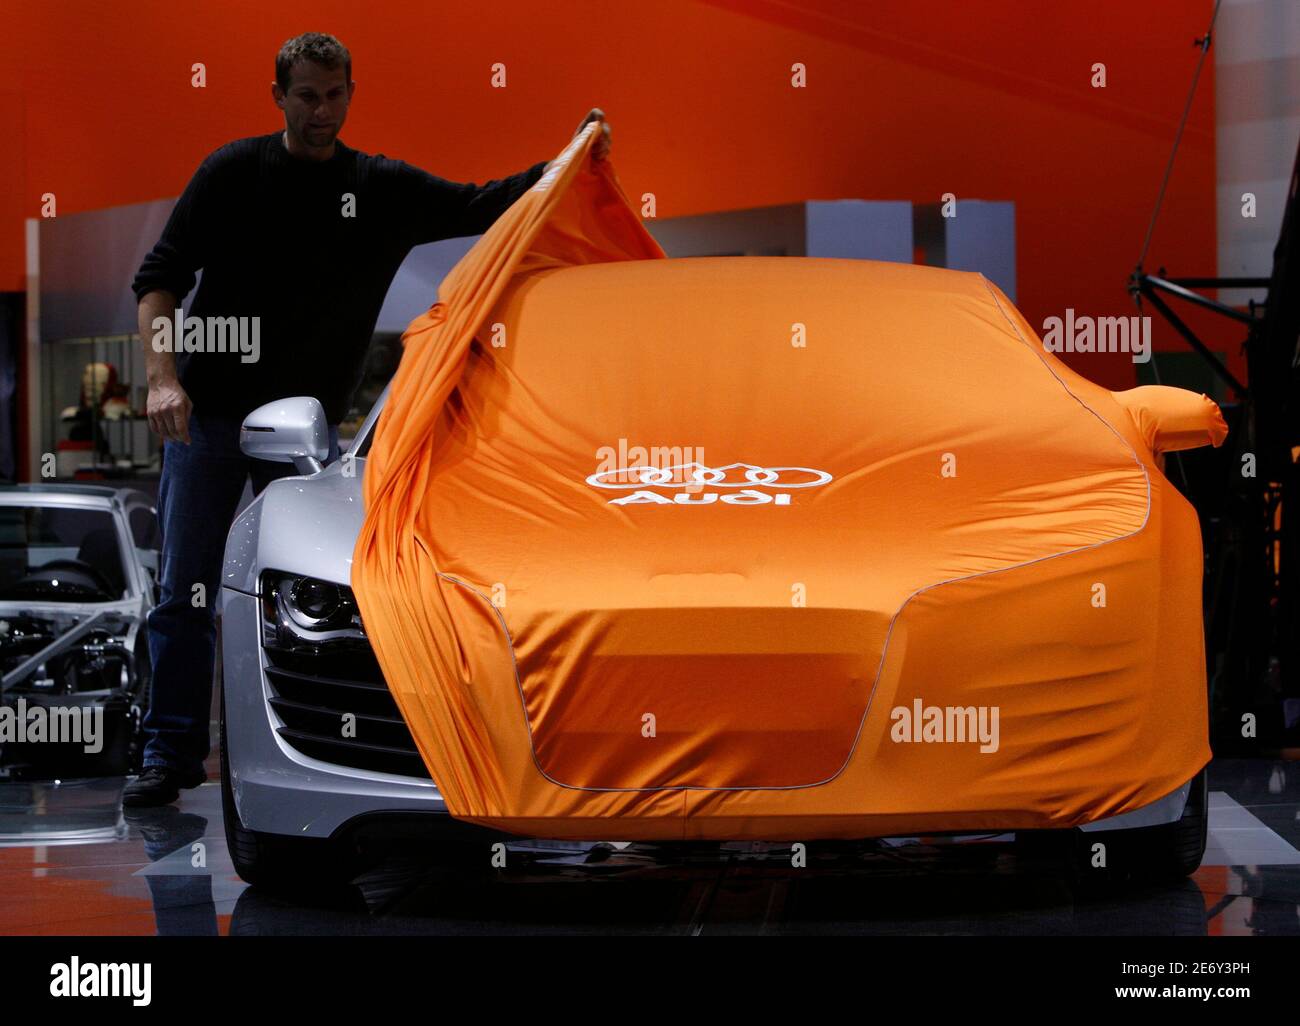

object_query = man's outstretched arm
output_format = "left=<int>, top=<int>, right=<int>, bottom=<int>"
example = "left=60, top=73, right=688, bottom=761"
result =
left=402, top=159, right=550, bottom=244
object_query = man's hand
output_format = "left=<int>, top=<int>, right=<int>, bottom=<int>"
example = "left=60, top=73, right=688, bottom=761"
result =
left=147, top=377, right=193, bottom=445
left=573, top=107, right=611, bottom=161
left=138, top=288, right=192, bottom=444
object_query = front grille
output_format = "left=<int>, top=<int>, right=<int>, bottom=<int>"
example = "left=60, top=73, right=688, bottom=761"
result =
left=263, top=646, right=431, bottom=779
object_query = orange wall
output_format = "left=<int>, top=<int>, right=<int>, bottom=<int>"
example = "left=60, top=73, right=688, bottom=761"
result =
left=2, top=0, right=1220, bottom=389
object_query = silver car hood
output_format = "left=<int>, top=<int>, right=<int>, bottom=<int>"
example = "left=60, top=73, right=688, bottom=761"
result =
left=222, top=458, right=366, bottom=593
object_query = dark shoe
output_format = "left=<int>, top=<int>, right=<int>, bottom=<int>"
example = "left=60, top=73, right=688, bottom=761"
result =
left=123, top=765, right=208, bottom=808
left=122, top=805, right=210, bottom=859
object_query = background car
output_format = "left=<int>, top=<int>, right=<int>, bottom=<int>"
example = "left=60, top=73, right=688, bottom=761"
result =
left=0, top=484, right=158, bottom=779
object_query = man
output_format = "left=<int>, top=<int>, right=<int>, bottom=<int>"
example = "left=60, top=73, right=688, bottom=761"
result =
left=126, top=31, right=611, bottom=807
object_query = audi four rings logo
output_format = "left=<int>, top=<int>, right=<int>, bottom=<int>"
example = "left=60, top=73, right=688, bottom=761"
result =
left=585, top=462, right=833, bottom=506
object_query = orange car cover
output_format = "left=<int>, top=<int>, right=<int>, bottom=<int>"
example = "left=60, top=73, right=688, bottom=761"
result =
left=352, top=120, right=1227, bottom=840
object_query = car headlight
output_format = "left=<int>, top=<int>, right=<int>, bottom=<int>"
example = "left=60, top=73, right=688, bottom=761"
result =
left=260, top=570, right=366, bottom=649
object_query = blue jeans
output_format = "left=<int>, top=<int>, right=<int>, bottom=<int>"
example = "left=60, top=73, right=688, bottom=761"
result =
left=142, top=412, right=340, bottom=777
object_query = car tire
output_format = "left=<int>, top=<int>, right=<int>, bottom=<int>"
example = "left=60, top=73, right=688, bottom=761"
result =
left=1072, top=767, right=1209, bottom=884
left=220, top=690, right=359, bottom=896
left=1015, top=768, right=1208, bottom=885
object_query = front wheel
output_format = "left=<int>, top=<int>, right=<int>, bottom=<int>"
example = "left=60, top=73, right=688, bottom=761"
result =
left=1077, top=768, right=1208, bottom=883
left=220, top=691, right=359, bottom=895
left=1018, top=768, right=1209, bottom=884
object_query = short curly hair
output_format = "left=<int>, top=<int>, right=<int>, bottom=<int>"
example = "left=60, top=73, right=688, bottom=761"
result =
left=275, top=32, right=352, bottom=92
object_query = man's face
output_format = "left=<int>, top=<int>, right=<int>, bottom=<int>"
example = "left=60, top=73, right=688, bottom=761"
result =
left=273, top=60, right=354, bottom=154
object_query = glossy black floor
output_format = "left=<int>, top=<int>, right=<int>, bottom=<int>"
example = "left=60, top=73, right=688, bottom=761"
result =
left=2, top=758, right=1298, bottom=935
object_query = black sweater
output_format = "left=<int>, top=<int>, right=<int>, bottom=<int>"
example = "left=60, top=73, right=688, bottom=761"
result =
left=131, top=132, right=547, bottom=423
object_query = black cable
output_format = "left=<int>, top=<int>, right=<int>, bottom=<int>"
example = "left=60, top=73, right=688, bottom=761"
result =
left=1134, top=0, right=1223, bottom=277
left=1129, top=0, right=1224, bottom=497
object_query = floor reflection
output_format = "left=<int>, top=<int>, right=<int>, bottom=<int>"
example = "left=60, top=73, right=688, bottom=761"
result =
left=0, top=759, right=1298, bottom=936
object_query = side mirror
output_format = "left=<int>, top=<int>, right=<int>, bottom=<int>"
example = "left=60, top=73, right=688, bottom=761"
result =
left=240, top=397, right=329, bottom=476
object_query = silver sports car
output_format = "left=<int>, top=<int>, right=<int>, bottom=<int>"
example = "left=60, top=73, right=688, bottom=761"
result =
left=220, top=390, right=1203, bottom=892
